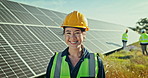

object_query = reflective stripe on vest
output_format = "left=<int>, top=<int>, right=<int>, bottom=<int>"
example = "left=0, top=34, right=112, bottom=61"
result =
left=140, top=33, right=148, bottom=44
left=122, top=33, right=128, bottom=41
left=50, top=52, right=98, bottom=78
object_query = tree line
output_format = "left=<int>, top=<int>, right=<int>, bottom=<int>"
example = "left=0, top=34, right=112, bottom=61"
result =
left=129, top=18, right=148, bottom=33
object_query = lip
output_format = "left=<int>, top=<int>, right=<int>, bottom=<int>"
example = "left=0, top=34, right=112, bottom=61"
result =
left=70, top=41, right=78, bottom=45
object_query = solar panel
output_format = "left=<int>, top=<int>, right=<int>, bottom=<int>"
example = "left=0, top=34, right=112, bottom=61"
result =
left=0, top=34, right=34, bottom=78
left=0, top=3, right=20, bottom=23
left=0, top=0, right=140, bottom=77
left=38, top=8, right=64, bottom=25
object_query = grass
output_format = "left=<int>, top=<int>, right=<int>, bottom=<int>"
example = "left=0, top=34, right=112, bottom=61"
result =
left=101, top=42, right=148, bottom=78
left=39, top=42, right=147, bottom=78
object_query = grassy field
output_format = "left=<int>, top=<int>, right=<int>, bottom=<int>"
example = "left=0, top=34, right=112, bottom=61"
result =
left=39, top=42, right=147, bottom=78
left=102, top=42, right=148, bottom=78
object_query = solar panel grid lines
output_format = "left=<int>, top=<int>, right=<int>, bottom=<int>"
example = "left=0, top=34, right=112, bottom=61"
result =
left=0, top=2, right=24, bottom=24
left=25, top=26, right=66, bottom=54
left=1, top=0, right=27, bottom=12
left=0, top=54, right=18, bottom=78
left=12, top=11, right=43, bottom=25
left=18, top=3, right=45, bottom=26
left=37, top=8, right=59, bottom=26
left=39, top=8, right=64, bottom=25
left=0, top=24, right=54, bottom=76
left=45, top=42, right=66, bottom=53
left=99, top=34, right=121, bottom=51
left=46, top=27, right=67, bottom=45
left=7, top=25, right=29, bottom=45
left=2, top=0, right=43, bottom=25
left=50, top=11, right=64, bottom=21
left=12, top=45, right=43, bottom=74
left=88, top=19, right=125, bottom=30
left=0, top=8, right=10, bottom=22
left=1, top=23, right=63, bottom=55
left=0, top=22, right=43, bottom=27
left=0, top=2, right=20, bottom=23
left=20, top=3, right=43, bottom=15
left=13, top=26, right=38, bottom=44
left=51, top=11, right=67, bottom=20
left=19, top=2, right=63, bottom=26
left=0, top=65, right=7, bottom=77
left=83, top=40, right=102, bottom=53
left=87, top=31, right=110, bottom=50
left=30, top=27, right=60, bottom=42
left=2, top=24, right=52, bottom=58
left=0, top=50, right=29, bottom=78
left=0, top=47, right=30, bottom=78
left=48, top=27, right=64, bottom=40
left=0, top=33, right=36, bottom=77
left=0, top=35, right=8, bottom=46
left=0, top=25, right=18, bottom=45
left=87, top=39, right=104, bottom=52
left=33, top=13, right=58, bottom=26
left=49, top=11, right=65, bottom=25
left=23, top=26, right=54, bottom=55
left=17, top=3, right=67, bottom=52
left=1, top=25, right=36, bottom=45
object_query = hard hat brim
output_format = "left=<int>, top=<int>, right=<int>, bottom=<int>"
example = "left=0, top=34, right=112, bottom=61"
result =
left=61, top=25, right=89, bottom=31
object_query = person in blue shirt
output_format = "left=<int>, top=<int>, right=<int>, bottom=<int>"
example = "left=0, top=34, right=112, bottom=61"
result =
left=46, top=11, right=105, bottom=78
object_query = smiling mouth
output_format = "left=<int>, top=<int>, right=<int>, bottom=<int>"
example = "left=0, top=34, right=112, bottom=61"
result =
left=70, top=41, right=78, bottom=44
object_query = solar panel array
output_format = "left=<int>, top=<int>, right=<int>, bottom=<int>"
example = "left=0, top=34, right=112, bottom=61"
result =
left=0, top=0, right=139, bottom=78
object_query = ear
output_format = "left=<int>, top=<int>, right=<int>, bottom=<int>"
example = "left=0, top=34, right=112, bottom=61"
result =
left=82, top=32, right=86, bottom=39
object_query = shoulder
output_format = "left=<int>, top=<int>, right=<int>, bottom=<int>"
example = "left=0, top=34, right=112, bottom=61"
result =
left=95, top=53, right=104, bottom=65
left=90, top=53, right=103, bottom=62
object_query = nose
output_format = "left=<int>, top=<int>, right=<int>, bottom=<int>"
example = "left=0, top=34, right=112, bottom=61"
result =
left=69, top=34, right=77, bottom=38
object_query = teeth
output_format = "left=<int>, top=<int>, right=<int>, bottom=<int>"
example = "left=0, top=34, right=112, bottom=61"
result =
left=71, top=41, right=77, bottom=43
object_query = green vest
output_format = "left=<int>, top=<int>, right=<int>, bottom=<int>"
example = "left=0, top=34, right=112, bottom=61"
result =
left=122, top=33, right=128, bottom=41
left=139, top=33, right=148, bottom=44
left=50, top=52, right=98, bottom=78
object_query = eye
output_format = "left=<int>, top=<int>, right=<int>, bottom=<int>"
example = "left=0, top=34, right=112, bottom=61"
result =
left=66, top=32, right=71, bottom=35
left=75, top=32, right=80, bottom=34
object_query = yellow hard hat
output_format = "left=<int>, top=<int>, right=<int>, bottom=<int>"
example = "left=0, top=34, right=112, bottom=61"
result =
left=61, top=11, right=89, bottom=31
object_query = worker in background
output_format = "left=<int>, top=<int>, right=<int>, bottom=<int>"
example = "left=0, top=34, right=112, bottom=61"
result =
left=46, top=11, right=105, bottom=78
left=122, top=29, right=128, bottom=49
left=139, top=29, right=148, bottom=55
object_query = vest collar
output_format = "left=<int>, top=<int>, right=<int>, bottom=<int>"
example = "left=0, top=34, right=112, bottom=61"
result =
left=61, top=47, right=90, bottom=59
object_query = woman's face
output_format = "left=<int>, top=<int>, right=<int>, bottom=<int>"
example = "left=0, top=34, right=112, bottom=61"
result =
left=64, top=27, right=85, bottom=49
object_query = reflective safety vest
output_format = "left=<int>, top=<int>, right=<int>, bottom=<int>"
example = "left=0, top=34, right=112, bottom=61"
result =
left=139, top=33, right=148, bottom=44
left=122, top=33, right=128, bottom=41
left=50, top=52, right=98, bottom=78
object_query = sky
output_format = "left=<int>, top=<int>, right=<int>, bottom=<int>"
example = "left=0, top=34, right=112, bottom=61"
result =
left=10, top=0, right=148, bottom=27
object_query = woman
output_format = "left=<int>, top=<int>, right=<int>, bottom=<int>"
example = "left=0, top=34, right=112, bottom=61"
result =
left=46, top=11, right=105, bottom=78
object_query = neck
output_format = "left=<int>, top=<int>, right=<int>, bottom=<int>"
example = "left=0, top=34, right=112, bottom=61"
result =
left=68, top=46, right=83, bottom=57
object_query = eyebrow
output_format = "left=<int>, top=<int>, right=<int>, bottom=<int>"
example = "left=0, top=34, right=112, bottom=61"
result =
left=65, top=30, right=81, bottom=32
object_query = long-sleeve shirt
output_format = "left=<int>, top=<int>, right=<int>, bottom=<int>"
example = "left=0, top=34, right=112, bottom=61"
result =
left=46, top=47, right=105, bottom=78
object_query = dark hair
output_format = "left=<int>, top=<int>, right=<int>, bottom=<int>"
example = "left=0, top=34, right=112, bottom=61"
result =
left=63, top=27, right=85, bottom=34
